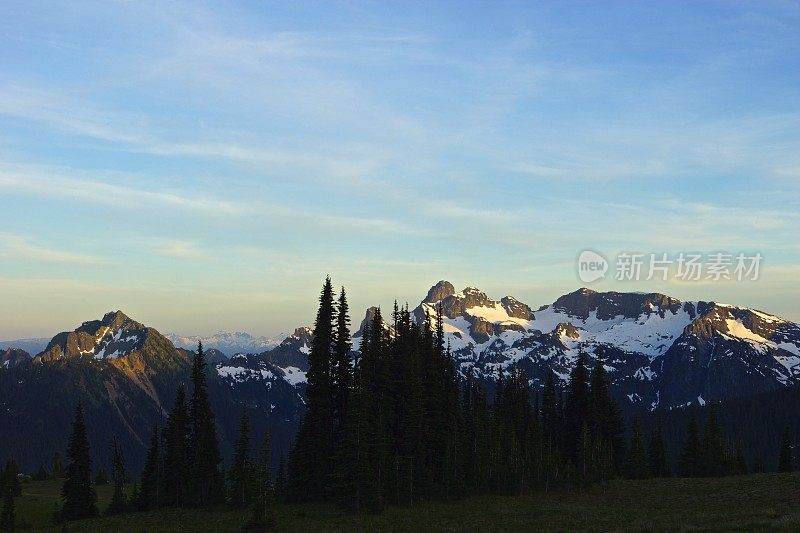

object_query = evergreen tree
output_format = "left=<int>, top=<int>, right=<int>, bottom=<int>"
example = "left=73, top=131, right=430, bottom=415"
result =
left=33, top=464, right=50, bottom=482
left=678, top=408, right=701, bottom=477
left=94, top=466, right=109, bottom=485
left=563, top=354, right=590, bottom=463
left=188, top=341, right=225, bottom=506
left=331, top=318, right=382, bottom=512
left=332, top=287, right=353, bottom=433
left=588, top=353, right=626, bottom=472
left=733, top=445, right=748, bottom=476
left=138, top=425, right=162, bottom=510
left=162, top=384, right=189, bottom=507
left=106, top=436, right=127, bottom=516
left=541, top=369, right=559, bottom=446
left=778, top=427, right=794, bottom=473
left=648, top=425, right=670, bottom=478
left=287, top=278, right=336, bottom=502
left=625, top=416, right=648, bottom=479
left=60, top=403, right=98, bottom=521
left=701, top=403, right=727, bottom=476
left=0, top=488, right=13, bottom=532
left=1, top=461, right=19, bottom=498
left=247, top=431, right=277, bottom=530
left=275, top=452, right=287, bottom=498
left=52, top=452, right=64, bottom=479
left=229, top=406, right=253, bottom=508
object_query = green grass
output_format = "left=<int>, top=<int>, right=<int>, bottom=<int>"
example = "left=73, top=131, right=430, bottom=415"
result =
left=13, top=473, right=800, bottom=532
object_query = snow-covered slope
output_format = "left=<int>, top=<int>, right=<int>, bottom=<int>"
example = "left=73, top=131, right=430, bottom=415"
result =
left=35, top=311, right=148, bottom=361
left=410, top=281, right=800, bottom=411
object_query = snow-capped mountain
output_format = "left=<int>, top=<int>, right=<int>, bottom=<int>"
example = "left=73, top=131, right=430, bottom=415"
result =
left=0, top=310, right=305, bottom=474
left=35, top=311, right=149, bottom=361
left=411, top=281, right=800, bottom=411
left=166, top=331, right=286, bottom=357
left=0, top=338, right=49, bottom=356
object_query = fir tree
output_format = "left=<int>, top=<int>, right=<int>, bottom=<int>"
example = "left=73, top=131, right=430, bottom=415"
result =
left=287, top=278, right=336, bottom=502
left=138, top=425, right=162, bottom=510
left=106, top=436, right=127, bottom=516
left=1, top=461, right=19, bottom=498
left=0, top=488, right=13, bottom=532
left=275, top=452, right=287, bottom=498
left=588, top=353, right=626, bottom=473
left=163, top=384, right=189, bottom=507
left=33, top=464, right=50, bottom=482
left=541, top=369, right=560, bottom=447
left=247, top=431, right=277, bottom=530
left=778, top=427, right=794, bottom=473
left=60, top=403, right=98, bottom=521
left=52, top=452, right=64, bottom=479
left=678, top=408, right=701, bottom=477
left=332, top=287, right=353, bottom=432
left=625, top=416, right=648, bottom=479
left=94, top=466, right=109, bottom=485
left=188, top=341, right=225, bottom=506
left=563, top=354, right=590, bottom=463
left=648, top=425, right=670, bottom=478
left=229, top=406, right=253, bottom=508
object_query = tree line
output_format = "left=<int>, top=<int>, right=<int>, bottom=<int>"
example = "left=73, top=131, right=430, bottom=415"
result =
left=0, top=277, right=797, bottom=530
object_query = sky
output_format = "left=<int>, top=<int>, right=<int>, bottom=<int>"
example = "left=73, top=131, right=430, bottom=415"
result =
left=1, top=0, right=799, bottom=339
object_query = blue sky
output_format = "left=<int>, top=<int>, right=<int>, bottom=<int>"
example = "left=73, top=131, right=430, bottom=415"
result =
left=1, top=1, right=799, bottom=338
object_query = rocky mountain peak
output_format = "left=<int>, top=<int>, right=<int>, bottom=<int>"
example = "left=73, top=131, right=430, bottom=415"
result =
left=1, top=347, right=31, bottom=369
left=36, top=310, right=150, bottom=362
left=423, top=280, right=455, bottom=303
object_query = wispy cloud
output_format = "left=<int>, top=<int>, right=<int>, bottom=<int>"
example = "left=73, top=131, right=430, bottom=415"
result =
left=151, top=239, right=208, bottom=259
left=0, top=234, right=112, bottom=265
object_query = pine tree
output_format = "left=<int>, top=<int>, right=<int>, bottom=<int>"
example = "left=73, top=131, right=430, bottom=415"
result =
left=33, top=464, right=50, bottom=481
left=275, top=452, right=287, bottom=498
left=332, top=287, right=353, bottom=433
left=1, top=461, right=19, bottom=498
left=95, top=466, right=109, bottom=485
left=648, top=425, right=670, bottom=478
left=778, top=427, right=794, bottom=473
left=138, top=425, right=162, bottom=510
left=60, top=403, right=98, bottom=521
left=106, top=436, right=127, bottom=516
left=625, top=416, right=648, bottom=479
left=678, top=408, right=701, bottom=477
left=733, top=445, right=748, bottom=476
left=701, top=403, right=726, bottom=477
left=287, top=278, right=336, bottom=502
left=163, top=384, right=189, bottom=507
left=588, top=354, right=625, bottom=472
left=229, top=406, right=253, bottom=508
left=188, top=341, right=225, bottom=507
left=563, top=354, right=590, bottom=463
left=52, top=452, right=64, bottom=479
left=332, top=320, right=382, bottom=512
left=247, top=431, right=277, bottom=530
left=0, top=488, right=13, bottom=532
left=541, top=369, right=560, bottom=447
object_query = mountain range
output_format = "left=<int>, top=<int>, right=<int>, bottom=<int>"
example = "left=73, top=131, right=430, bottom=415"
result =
left=1, top=281, right=798, bottom=474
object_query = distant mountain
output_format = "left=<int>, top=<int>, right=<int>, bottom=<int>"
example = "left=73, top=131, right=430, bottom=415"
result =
left=166, top=331, right=286, bottom=357
left=412, top=281, right=800, bottom=411
left=0, top=338, right=49, bottom=355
